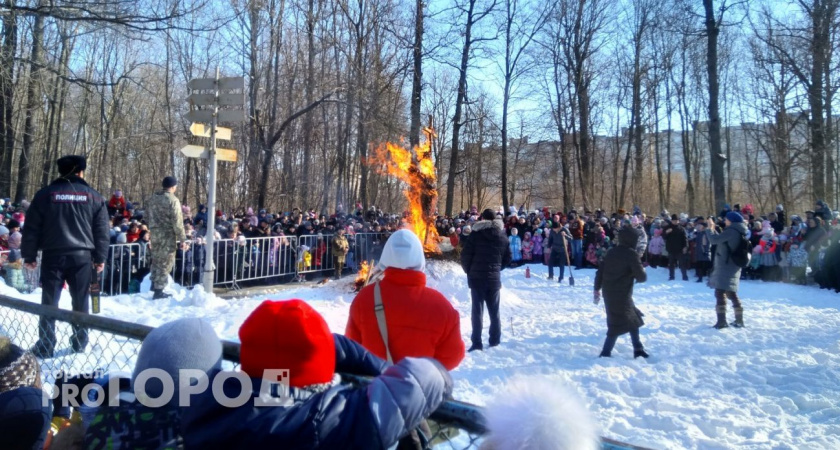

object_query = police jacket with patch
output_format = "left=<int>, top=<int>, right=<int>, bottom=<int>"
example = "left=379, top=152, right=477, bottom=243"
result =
left=20, top=175, right=110, bottom=264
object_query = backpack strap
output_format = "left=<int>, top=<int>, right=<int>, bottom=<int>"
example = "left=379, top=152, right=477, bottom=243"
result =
left=373, top=282, right=393, bottom=363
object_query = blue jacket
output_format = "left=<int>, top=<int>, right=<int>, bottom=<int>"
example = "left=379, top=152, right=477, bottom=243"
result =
left=0, top=386, right=52, bottom=450
left=182, top=334, right=451, bottom=450
left=694, top=232, right=711, bottom=262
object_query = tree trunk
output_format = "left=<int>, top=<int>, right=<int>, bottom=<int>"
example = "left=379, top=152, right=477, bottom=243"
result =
left=653, top=78, right=664, bottom=210
left=15, top=9, right=45, bottom=203
left=301, top=0, right=317, bottom=206
left=702, top=0, right=727, bottom=213
left=0, top=0, right=18, bottom=196
left=631, top=39, right=644, bottom=207
left=618, top=124, right=632, bottom=208
left=41, top=31, right=73, bottom=187
left=445, top=0, right=477, bottom=216
left=409, top=0, right=423, bottom=149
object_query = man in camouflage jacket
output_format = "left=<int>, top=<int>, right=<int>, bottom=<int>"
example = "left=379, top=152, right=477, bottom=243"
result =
left=145, top=176, right=187, bottom=299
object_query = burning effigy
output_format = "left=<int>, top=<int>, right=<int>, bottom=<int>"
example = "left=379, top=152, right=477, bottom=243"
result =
left=369, top=127, right=440, bottom=254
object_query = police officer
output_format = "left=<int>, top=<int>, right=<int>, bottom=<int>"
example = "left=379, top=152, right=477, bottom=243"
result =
left=21, top=155, right=110, bottom=358
left=146, top=176, right=187, bottom=299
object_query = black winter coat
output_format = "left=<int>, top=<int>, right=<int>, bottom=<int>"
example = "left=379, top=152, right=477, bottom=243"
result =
left=663, top=224, right=687, bottom=254
left=461, top=219, right=512, bottom=290
left=594, top=228, right=648, bottom=336
left=20, top=175, right=110, bottom=264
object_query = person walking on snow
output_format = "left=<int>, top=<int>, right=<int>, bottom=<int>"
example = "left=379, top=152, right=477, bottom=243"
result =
left=706, top=211, right=749, bottom=328
left=663, top=214, right=689, bottom=280
left=546, top=221, right=569, bottom=282
left=594, top=227, right=649, bottom=359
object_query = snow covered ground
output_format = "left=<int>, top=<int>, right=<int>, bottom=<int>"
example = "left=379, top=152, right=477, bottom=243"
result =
left=3, top=261, right=840, bottom=449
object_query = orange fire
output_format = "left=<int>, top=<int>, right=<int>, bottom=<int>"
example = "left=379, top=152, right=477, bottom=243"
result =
left=370, top=130, right=440, bottom=253
left=354, top=260, right=371, bottom=291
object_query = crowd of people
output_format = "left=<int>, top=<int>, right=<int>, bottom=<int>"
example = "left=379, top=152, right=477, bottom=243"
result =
left=3, top=189, right=840, bottom=297
left=440, top=202, right=840, bottom=293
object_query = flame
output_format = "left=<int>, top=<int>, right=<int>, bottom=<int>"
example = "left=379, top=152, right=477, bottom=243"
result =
left=354, top=260, right=371, bottom=291
left=369, top=131, right=440, bottom=253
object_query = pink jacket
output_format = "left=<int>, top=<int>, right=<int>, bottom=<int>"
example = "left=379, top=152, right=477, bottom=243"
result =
left=648, top=235, right=665, bottom=255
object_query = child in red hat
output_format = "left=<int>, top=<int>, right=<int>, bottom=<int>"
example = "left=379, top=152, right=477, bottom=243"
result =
left=183, top=299, right=453, bottom=450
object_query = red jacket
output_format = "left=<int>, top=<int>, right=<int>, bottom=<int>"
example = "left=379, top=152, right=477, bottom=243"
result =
left=109, top=195, right=126, bottom=211
left=345, top=268, right=465, bottom=370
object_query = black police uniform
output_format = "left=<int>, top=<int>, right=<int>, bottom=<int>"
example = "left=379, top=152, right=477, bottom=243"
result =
left=20, top=162, right=109, bottom=357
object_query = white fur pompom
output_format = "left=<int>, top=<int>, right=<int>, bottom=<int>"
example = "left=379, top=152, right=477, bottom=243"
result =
left=479, top=376, right=600, bottom=450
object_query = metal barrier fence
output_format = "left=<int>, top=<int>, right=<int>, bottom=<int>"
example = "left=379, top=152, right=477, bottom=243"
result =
left=231, top=236, right=297, bottom=287
left=297, top=234, right=335, bottom=276
left=2, top=233, right=391, bottom=297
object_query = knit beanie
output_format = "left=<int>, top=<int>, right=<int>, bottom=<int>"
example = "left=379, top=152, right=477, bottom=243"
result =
left=132, top=318, right=222, bottom=402
left=0, top=337, right=39, bottom=394
left=239, top=300, right=335, bottom=388
left=162, top=176, right=177, bottom=189
left=7, top=232, right=21, bottom=249
left=725, top=211, right=744, bottom=223
left=481, top=208, right=496, bottom=221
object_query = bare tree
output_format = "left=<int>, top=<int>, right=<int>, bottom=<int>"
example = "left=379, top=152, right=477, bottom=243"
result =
left=498, top=0, right=550, bottom=214
left=444, top=0, right=496, bottom=216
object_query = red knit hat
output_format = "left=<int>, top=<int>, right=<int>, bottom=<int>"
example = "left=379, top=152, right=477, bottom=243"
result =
left=239, top=300, right=335, bottom=387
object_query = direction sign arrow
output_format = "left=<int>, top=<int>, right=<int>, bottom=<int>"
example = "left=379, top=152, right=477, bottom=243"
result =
left=179, top=145, right=238, bottom=162
left=180, top=144, right=207, bottom=159
left=186, top=109, right=213, bottom=123
left=187, top=93, right=245, bottom=107
left=187, top=77, right=245, bottom=91
left=215, top=148, right=238, bottom=162
left=218, top=109, right=246, bottom=123
left=187, top=93, right=215, bottom=105
left=189, top=123, right=232, bottom=140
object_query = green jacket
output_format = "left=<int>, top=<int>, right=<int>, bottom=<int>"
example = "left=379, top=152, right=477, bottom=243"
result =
left=146, top=190, right=187, bottom=250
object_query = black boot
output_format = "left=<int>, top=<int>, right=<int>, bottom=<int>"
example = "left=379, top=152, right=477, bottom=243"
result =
left=30, top=341, right=54, bottom=359
left=730, top=307, right=744, bottom=328
left=467, top=344, right=483, bottom=352
left=634, top=349, right=650, bottom=359
left=599, top=350, right=611, bottom=358
left=152, top=289, right=167, bottom=300
left=713, top=312, right=729, bottom=329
